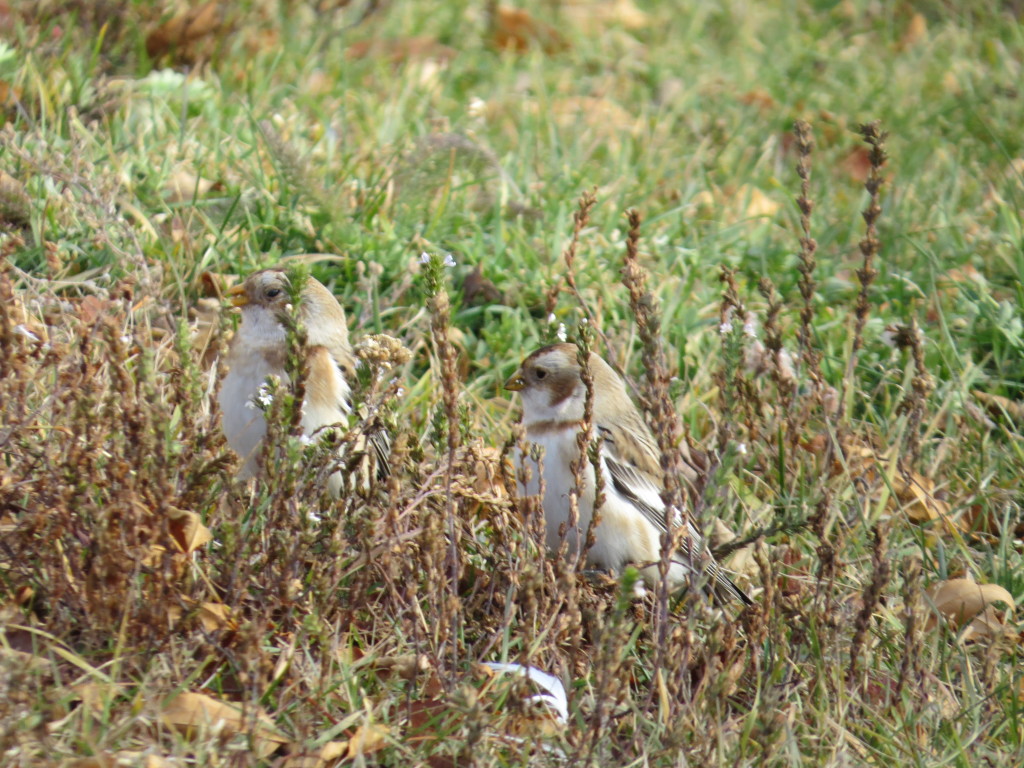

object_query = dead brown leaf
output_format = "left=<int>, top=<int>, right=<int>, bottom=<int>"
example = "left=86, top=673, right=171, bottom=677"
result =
left=146, top=1, right=225, bottom=62
left=78, top=295, right=114, bottom=326
left=493, top=6, right=569, bottom=53
left=926, top=578, right=1016, bottom=641
left=841, top=146, right=873, bottom=182
left=166, top=507, right=213, bottom=554
left=159, top=692, right=286, bottom=757
left=346, top=724, right=390, bottom=759
left=894, top=471, right=957, bottom=529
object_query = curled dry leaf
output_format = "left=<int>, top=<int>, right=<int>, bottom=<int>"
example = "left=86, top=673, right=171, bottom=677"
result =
left=926, top=578, right=1016, bottom=641
left=159, top=691, right=286, bottom=758
left=166, top=507, right=213, bottom=554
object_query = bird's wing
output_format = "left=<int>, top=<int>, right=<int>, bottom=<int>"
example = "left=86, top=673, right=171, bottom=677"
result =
left=598, top=424, right=751, bottom=605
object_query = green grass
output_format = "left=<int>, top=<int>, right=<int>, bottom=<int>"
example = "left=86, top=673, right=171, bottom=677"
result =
left=1, top=1, right=1022, bottom=765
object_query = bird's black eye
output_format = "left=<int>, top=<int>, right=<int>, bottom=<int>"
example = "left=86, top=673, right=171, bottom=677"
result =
left=265, top=288, right=283, bottom=299
left=534, top=368, right=547, bottom=380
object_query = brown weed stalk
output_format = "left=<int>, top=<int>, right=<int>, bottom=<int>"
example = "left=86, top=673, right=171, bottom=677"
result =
left=838, top=121, right=887, bottom=425
left=847, top=524, right=891, bottom=690
left=424, top=254, right=464, bottom=671
left=793, top=120, right=821, bottom=381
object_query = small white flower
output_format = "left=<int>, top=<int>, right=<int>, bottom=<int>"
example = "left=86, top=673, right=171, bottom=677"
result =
left=395, top=387, right=405, bottom=398
left=306, top=510, right=322, bottom=524
left=556, top=323, right=567, bottom=342
left=443, top=253, right=456, bottom=268
left=737, top=442, right=748, bottom=455
left=547, top=313, right=557, bottom=324
left=256, top=382, right=274, bottom=407
left=719, top=321, right=734, bottom=335
left=743, top=320, right=757, bottom=338
left=419, top=252, right=432, bottom=264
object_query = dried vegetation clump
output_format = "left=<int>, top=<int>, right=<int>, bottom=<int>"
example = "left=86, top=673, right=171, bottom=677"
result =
left=0, top=5, right=1022, bottom=760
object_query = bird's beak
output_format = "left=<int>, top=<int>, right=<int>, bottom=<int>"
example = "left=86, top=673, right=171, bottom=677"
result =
left=227, top=284, right=249, bottom=308
left=504, top=369, right=525, bottom=391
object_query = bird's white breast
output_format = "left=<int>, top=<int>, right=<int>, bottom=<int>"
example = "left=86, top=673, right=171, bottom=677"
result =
left=219, top=348, right=283, bottom=479
left=517, top=425, right=668, bottom=578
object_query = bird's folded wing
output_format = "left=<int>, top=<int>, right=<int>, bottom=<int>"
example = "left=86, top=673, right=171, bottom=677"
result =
left=600, top=429, right=749, bottom=603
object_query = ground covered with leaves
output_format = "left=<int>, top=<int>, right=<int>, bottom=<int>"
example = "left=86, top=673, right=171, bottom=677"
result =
left=1, top=1, right=1022, bottom=766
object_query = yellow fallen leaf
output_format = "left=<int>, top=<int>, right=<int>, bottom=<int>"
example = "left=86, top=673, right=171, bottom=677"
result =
left=926, top=578, right=1015, bottom=640
left=346, top=724, right=390, bottom=759
left=160, top=692, right=286, bottom=758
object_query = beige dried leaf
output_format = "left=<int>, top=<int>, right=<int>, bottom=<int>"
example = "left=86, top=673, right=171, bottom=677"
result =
left=166, top=507, right=213, bottom=554
left=164, top=169, right=217, bottom=203
left=926, top=578, right=1015, bottom=640
left=346, top=724, right=390, bottom=759
left=894, top=472, right=956, bottom=527
left=160, top=692, right=286, bottom=758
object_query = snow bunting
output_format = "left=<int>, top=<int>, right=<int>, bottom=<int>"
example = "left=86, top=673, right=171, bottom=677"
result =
left=506, top=343, right=751, bottom=605
left=219, top=267, right=388, bottom=495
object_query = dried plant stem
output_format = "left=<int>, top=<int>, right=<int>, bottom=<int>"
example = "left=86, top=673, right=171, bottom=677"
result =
left=425, top=257, right=463, bottom=670
left=545, top=189, right=618, bottom=366
left=573, top=320, right=603, bottom=572
left=793, top=120, right=821, bottom=381
left=838, top=121, right=887, bottom=425
left=894, top=556, right=922, bottom=705
left=847, top=524, right=890, bottom=690
left=621, top=208, right=697, bottom=711
left=893, top=319, right=933, bottom=469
